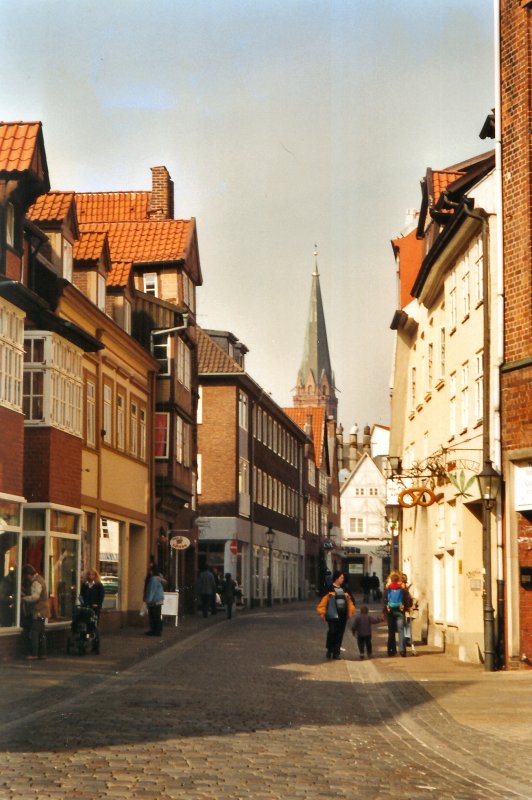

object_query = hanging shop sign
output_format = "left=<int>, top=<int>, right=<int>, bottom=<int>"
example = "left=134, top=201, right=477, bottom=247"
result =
left=398, top=487, right=442, bottom=508
left=170, top=535, right=191, bottom=550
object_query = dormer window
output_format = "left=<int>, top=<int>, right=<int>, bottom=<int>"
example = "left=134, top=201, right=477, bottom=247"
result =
left=97, top=273, right=106, bottom=313
left=5, top=203, right=15, bottom=248
left=182, top=273, right=195, bottom=312
left=62, top=239, right=73, bottom=282
left=144, top=273, right=158, bottom=296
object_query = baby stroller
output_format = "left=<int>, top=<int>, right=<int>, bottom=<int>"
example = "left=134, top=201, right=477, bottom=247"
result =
left=67, top=604, right=100, bottom=655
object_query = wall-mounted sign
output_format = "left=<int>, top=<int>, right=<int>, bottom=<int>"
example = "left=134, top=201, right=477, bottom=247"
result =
left=515, top=464, right=532, bottom=512
left=170, top=535, right=190, bottom=550
left=398, top=487, right=442, bottom=508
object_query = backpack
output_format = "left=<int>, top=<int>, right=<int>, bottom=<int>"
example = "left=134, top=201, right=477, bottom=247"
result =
left=387, top=586, right=404, bottom=610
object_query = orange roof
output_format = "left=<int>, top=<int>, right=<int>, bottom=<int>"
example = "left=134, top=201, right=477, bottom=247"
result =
left=0, top=121, right=42, bottom=173
left=73, top=231, right=108, bottom=263
left=28, top=191, right=75, bottom=223
left=197, top=328, right=244, bottom=375
left=76, top=191, right=151, bottom=223
left=283, top=406, right=326, bottom=467
left=107, top=261, right=133, bottom=287
left=432, top=170, right=465, bottom=205
left=391, top=228, right=424, bottom=309
left=79, top=219, right=192, bottom=265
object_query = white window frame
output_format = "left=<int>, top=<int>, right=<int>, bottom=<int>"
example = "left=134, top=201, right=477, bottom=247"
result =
left=143, top=273, right=158, bottom=296
left=103, top=384, right=112, bottom=444
left=475, top=351, right=483, bottom=423
left=439, top=327, right=446, bottom=379
left=183, top=422, right=191, bottom=468
left=474, top=237, right=484, bottom=306
left=123, top=300, right=132, bottom=334
left=0, top=303, right=24, bottom=412
left=139, top=407, right=146, bottom=461
left=460, top=362, right=469, bottom=431
left=175, top=416, right=184, bottom=463
left=153, top=334, right=171, bottom=376
left=97, top=273, right=106, bottom=313
left=449, top=271, right=457, bottom=330
left=86, top=378, right=96, bottom=447
left=449, top=373, right=456, bottom=437
left=62, top=238, right=73, bottom=283
left=349, top=517, right=364, bottom=534
left=461, top=252, right=470, bottom=319
left=239, top=457, right=250, bottom=517
left=197, top=454, right=202, bottom=495
left=23, top=332, right=83, bottom=436
left=130, top=401, right=138, bottom=457
left=238, top=391, right=248, bottom=431
left=433, top=554, right=444, bottom=622
left=116, top=392, right=126, bottom=451
left=445, top=550, right=456, bottom=624
left=197, top=385, right=203, bottom=424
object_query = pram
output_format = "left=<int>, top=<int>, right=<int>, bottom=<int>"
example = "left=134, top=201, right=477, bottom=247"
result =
left=404, top=601, right=418, bottom=656
left=67, top=604, right=100, bottom=655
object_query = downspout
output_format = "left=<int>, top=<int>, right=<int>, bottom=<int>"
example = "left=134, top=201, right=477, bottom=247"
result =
left=249, top=400, right=255, bottom=609
left=493, top=0, right=505, bottom=667
left=463, top=202, right=502, bottom=668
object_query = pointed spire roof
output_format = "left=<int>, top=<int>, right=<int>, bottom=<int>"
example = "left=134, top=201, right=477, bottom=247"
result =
left=298, top=248, right=334, bottom=390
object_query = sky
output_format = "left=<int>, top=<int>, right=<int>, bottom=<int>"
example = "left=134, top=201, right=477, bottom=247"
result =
left=0, top=0, right=494, bottom=431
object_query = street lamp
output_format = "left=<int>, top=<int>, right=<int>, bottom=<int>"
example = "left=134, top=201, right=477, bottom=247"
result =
left=266, top=527, right=275, bottom=608
left=476, top=459, right=502, bottom=672
left=385, top=504, right=401, bottom=571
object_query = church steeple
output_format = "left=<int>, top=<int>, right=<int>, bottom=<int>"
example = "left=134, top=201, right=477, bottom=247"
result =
left=293, top=248, right=338, bottom=420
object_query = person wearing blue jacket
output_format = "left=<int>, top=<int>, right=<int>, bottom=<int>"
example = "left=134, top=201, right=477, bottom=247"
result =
left=144, top=564, right=165, bottom=636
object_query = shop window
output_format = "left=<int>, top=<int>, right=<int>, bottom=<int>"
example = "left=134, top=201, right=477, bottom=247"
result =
left=99, top=517, right=120, bottom=611
left=48, top=537, right=78, bottom=622
left=0, top=532, right=18, bottom=628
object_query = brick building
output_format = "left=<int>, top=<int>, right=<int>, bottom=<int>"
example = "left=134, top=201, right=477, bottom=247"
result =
left=498, top=1, right=532, bottom=664
left=196, top=328, right=307, bottom=605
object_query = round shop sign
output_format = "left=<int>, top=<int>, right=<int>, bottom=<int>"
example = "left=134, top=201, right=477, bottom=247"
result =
left=170, top=535, right=191, bottom=550
left=229, top=539, right=238, bottom=555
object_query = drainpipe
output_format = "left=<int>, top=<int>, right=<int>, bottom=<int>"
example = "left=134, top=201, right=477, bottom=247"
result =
left=249, top=399, right=255, bottom=609
left=493, top=0, right=505, bottom=667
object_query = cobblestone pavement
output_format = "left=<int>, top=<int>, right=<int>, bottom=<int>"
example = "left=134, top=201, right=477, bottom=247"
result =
left=0, top=604, right=531, bottom=800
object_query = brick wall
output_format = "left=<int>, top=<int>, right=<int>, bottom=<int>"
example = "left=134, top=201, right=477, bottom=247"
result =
left=150, top=166, right=174, bottom=220
left=198, top=384, right=237, bottom=515
left=0, top=406, right=24, bottom=496
left=500, top=0, right=532, bottom=661
left=24, top=427, right=82, bottom=507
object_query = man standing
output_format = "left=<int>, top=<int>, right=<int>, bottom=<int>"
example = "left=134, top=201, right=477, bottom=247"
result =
left=316, top=570, right=356, bottom=659
left=383, top=571, right=412, bottom=657
left=196, top=565, right=217, bottom=618
left=21, top=564, right=50, bottom=660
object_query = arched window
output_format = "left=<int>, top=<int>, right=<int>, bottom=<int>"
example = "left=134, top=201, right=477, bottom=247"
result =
left=6, top=203, right=15, bottom=247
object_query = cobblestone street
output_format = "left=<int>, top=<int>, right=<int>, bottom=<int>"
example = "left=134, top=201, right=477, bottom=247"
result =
left=1, top=604, right=531, bottom=800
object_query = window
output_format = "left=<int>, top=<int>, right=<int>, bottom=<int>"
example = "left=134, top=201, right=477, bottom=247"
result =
left=175, top=416, right=184, bottom=463
left=273, top=421, right=278, bottom=453
left=369, top=487, right=379, bottom=496
left=449, top=373, right=456, bottom=437
left=239, top=458, right=250, bottom=517
left=197, top=385, right=203, bottom=424
left=461, top=253, right=470, bottom=319
left=437, top=503, right=445, bottom=548
left=475, top=352, right=483, bottom=422
left=256, top=406, right=262, bottom=440
left=143, top=273, right=158, bottom=296
left=433, top=555, right=444, bottom=621
left=349, top=517, right=364, bottom=534
left=256, top=468, right=262, bottom=505
left=197, top=454, right=202, bottom=495
left=445, top=551, right=456, bottom=623
left=238, top=391, right=248, bottom=430
left=139, top=407, right=146, bottom=461
left=460, top=362, right=469, bottom=430
left=5, top=202, right=15, bottom=248
left=439, top=327, right=446, bottom=379
left=86, top=378, right=96, bottom=447
left=103, top=384, right=112, bottom=444
left=155, top=412, right=169, bottom=459
left=307, top=460, right=315, bottom=487
left=449, top=503, right=457, bottom=545
left=183, top=422, right=191, bottom=467
left=0, top=303, right=24, bottom=412
left=116, top=392, right=125, bottom=450
left=410, top=366, right=416, bottom=411
left=153, top=334, right=171, bottom=376
left=449, top=271, right=457, bottom=330
left=97, top=273, right=106, bottom=313
left=130, top=401, right=138, bottom=457
left=62, top=238, right=73, bottom=282
left=427, top=342, right=433, bottom=391
left=355, top=487, right=365, bottom=496
left=23, top=333, right=83, bottom=435
left=123, top=300, right=131, bottom=334
left=182, top=273, right=195, bottom=313
left=176, top=338, right=191, bottom=390
left=473, top=237, right=483, bottom=306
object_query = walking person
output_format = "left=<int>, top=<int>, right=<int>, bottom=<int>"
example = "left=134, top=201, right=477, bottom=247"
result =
left=383, top=571, right=412, bottom=657
left=144, top=563, right=164, bottom=636
left=370, top=571, right=381, bottom=601
left=351, top=604, right=382, bottom=659
left=196, top=565, right=217, bottom=618
left=21, top=564, right=50, bottom=660
left=316, top=570, right=356, bottom=660
left=80, top=569, right=105, bottom=621
left=221, top=572, right=237, bottom=619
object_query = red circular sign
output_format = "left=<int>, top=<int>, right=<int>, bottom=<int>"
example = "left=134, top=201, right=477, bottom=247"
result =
left=229, top=539, right=238, bottom=555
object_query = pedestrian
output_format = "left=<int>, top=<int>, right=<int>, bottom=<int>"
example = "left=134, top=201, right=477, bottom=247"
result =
left=211, top=566, right=223, bottom=615
left=80, top=568, right=105, bottom=621
left=144, top=563, right=164, bottom=636
left=316, top=570, right=356, bottom=660
left=196, top=565, right=217, bottom=618
left=370, top=571, right=381, bottom=601
left=21, top=564, right=50, bottom=660
left=383, top=570, right=412, bottom=657
left=351, top=604, right=382, bottom=659
left=361, top=572, right=371, bottom=603
left=221, top=572, right=237, bottom=619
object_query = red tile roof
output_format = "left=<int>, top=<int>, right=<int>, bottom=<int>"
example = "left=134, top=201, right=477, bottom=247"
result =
left=0, top=121, right=42, bottom=173
left=28, top=191, right=75, bottom=223
left=73, top=231, right=108, bottom=264
left=79, top=219, right=192, bottom=265
left=283, top=406, right=325, bottom=467
left=196, top=327, right=244, bottom=375
left=432, top=170, right=465, bottom=205
left=391, top=228, right=424, bottom=309
left=76, top=192, right=151, bottom=223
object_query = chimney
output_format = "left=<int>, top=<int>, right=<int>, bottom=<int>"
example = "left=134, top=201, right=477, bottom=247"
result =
left=336, top=423, right=344, bottom=473
left=150, top=166, right=174, bottom=220
left=363, top=424, right=371, bottom=453
left=349, top=423, right=358, bottom=471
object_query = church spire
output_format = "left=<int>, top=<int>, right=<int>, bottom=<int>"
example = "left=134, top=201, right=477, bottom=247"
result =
left=293, top=247, right=338, bottom=420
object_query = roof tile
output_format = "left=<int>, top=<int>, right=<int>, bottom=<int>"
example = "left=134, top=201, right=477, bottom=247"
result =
left=0, top=122, right=41, bottom=173
left=283, top=406, right=326, bottom=467
left=79, top=219, right=192, bottom=265
left=197, top=328, right=244, bottom=375
left=28, top=191, right=75, bottom=223
left=73, top=230, right=108, bottom=263
left=76, top=192, right=151, bottom=223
